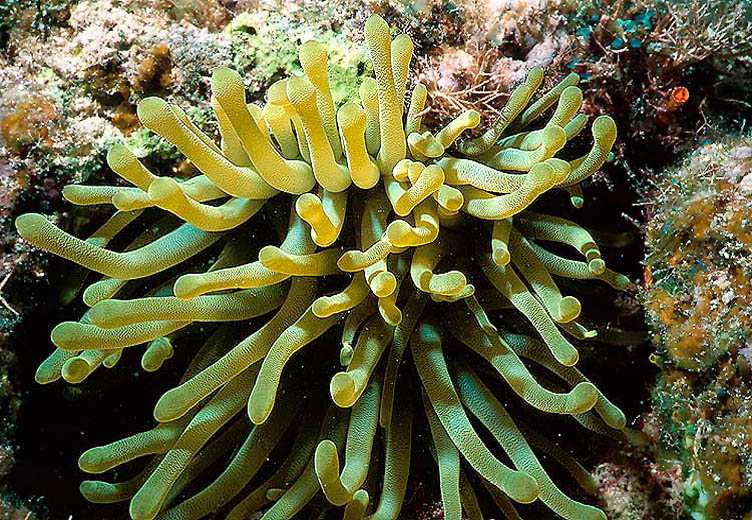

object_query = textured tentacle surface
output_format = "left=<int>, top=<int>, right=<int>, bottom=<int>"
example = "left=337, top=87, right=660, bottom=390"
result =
left=15, top=13, right=637, bottom=520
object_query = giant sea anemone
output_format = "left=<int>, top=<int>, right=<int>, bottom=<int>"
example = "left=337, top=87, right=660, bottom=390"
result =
left=14, top=14, right=641, bottom=520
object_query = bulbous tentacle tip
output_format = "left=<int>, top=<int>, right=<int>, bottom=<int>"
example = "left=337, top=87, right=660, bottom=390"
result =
left=588, top=258, right=606, bottom=275
left=247, top=397, right=272, bottom=426
left=369, top=271, right=396, bottom=298
left=558, top=295, right=582, bottom=323
left=385, top=220, right=412, bottom=245
left=136, top=96, right=170, bottom=125
left=60, top=184, right=79, bottom=203
left=528, top=67, right=545, bottom=84
left=364, top=13, right=389, bottom=37
left=545, top=158, right=571, bottom=183
left=555, top=343, right=580, bottom=367
left=34, top=367, right=53, bottom=385
left=78, top=447, right=107, bottom=474
left=392, top=158, right=412, bottom=181
left=614, top=274, right=634, bottom=291
left=258, top=245, right=283, bottom=267
left=14, top=212, right=46, bottom=239
left=436, top=185, right=464, bottom=212
left=353, top=489, right=369, bottom=501
left=417, top=322, right=441, bottom=344
left=506, top=471, right=539, bottom=504
left=299, top=39, right=327, bottom=68
left=608, top=408, right=628, bottom=431
left=358, top=77, right=378, bottom=100
left=88, top=299, right=118, bottom=328
left=211, top=66, right=241, bottom=86
left=561, top=84, right=583, bottom=100
left=153, top=389, right=186, bottom=423
left=564, top=71, right=581, bottom=83
left=143, top=341, right=173, bottom=371
left=79, top=480, right=101, bottom=502
left=330, top=371, right=356, bottom=407
left=340, top=345, right=354, bottom=366
left=568, top=382, right=599, bottom=414
left=105, top=141, right=131, bottom=167
left=295, top=192, right=321, bottom=217
left=50, top=321, right=79, bottom=350
left=267, top=79, right=289, bottom=105
left=314, top=439, right=340, bottom=482
left=379, top=304, right=402, bottom=327
left=527, top=162, right=555, bottom=185
left=337, top=102, right=366, bottom=129
left=62, top=357, right=90, bottom=384
left=592, top=115, right=617, bottom=139
left=173, top=274, right=200, bottom=300
left=129, top=496, right=160, bottom=520
left=465, top=109, right=481, bottom=129
left=492, top=246, right=510, bottom=267
left=210, top=67, right=245, bottom=103
left=408, top=132, right=444, bottom=158
left=286, top=75, right=316, bottom=106
left=542, top=125, right=567, bottom=150
left=434, top=270, right=467, bottom=297
left=311, top=298, right=330, bottom=318
left=300, top=38, right=325, bottom=53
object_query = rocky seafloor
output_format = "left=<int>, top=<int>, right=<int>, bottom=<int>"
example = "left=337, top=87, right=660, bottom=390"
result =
left=0, top=0, right=751, bottom=519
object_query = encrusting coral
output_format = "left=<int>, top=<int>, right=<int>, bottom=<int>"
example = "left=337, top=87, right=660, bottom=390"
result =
left=644, top=136, right=752, bottom=519
left=14, top=13, right=642, bottom=520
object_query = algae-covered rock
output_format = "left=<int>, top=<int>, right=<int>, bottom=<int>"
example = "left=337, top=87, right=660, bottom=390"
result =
left=645, top=136, right=752, bottom=519
left=226, top=9, right=372, bottom=103
left=645, top=137, right=752, bottom=372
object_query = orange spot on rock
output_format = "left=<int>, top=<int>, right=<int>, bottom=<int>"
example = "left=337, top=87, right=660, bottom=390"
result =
left=666, top=87, right=689, bottom=112
left=671, top=87, right=689, bottom=104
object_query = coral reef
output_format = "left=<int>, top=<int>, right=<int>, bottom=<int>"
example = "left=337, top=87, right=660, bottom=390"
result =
left=644, top=136, right=752, bottom=519
left=0, top=0, right=239, bottom=315
left=591, top=429, right=685, bottom=520
left=226, top=7, right=372, bottom=103
left=10, top=11, right=645, bottom=520
left=561, top=0, right=752, bottom=165
left=394, top=0, right=752, bottom=194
